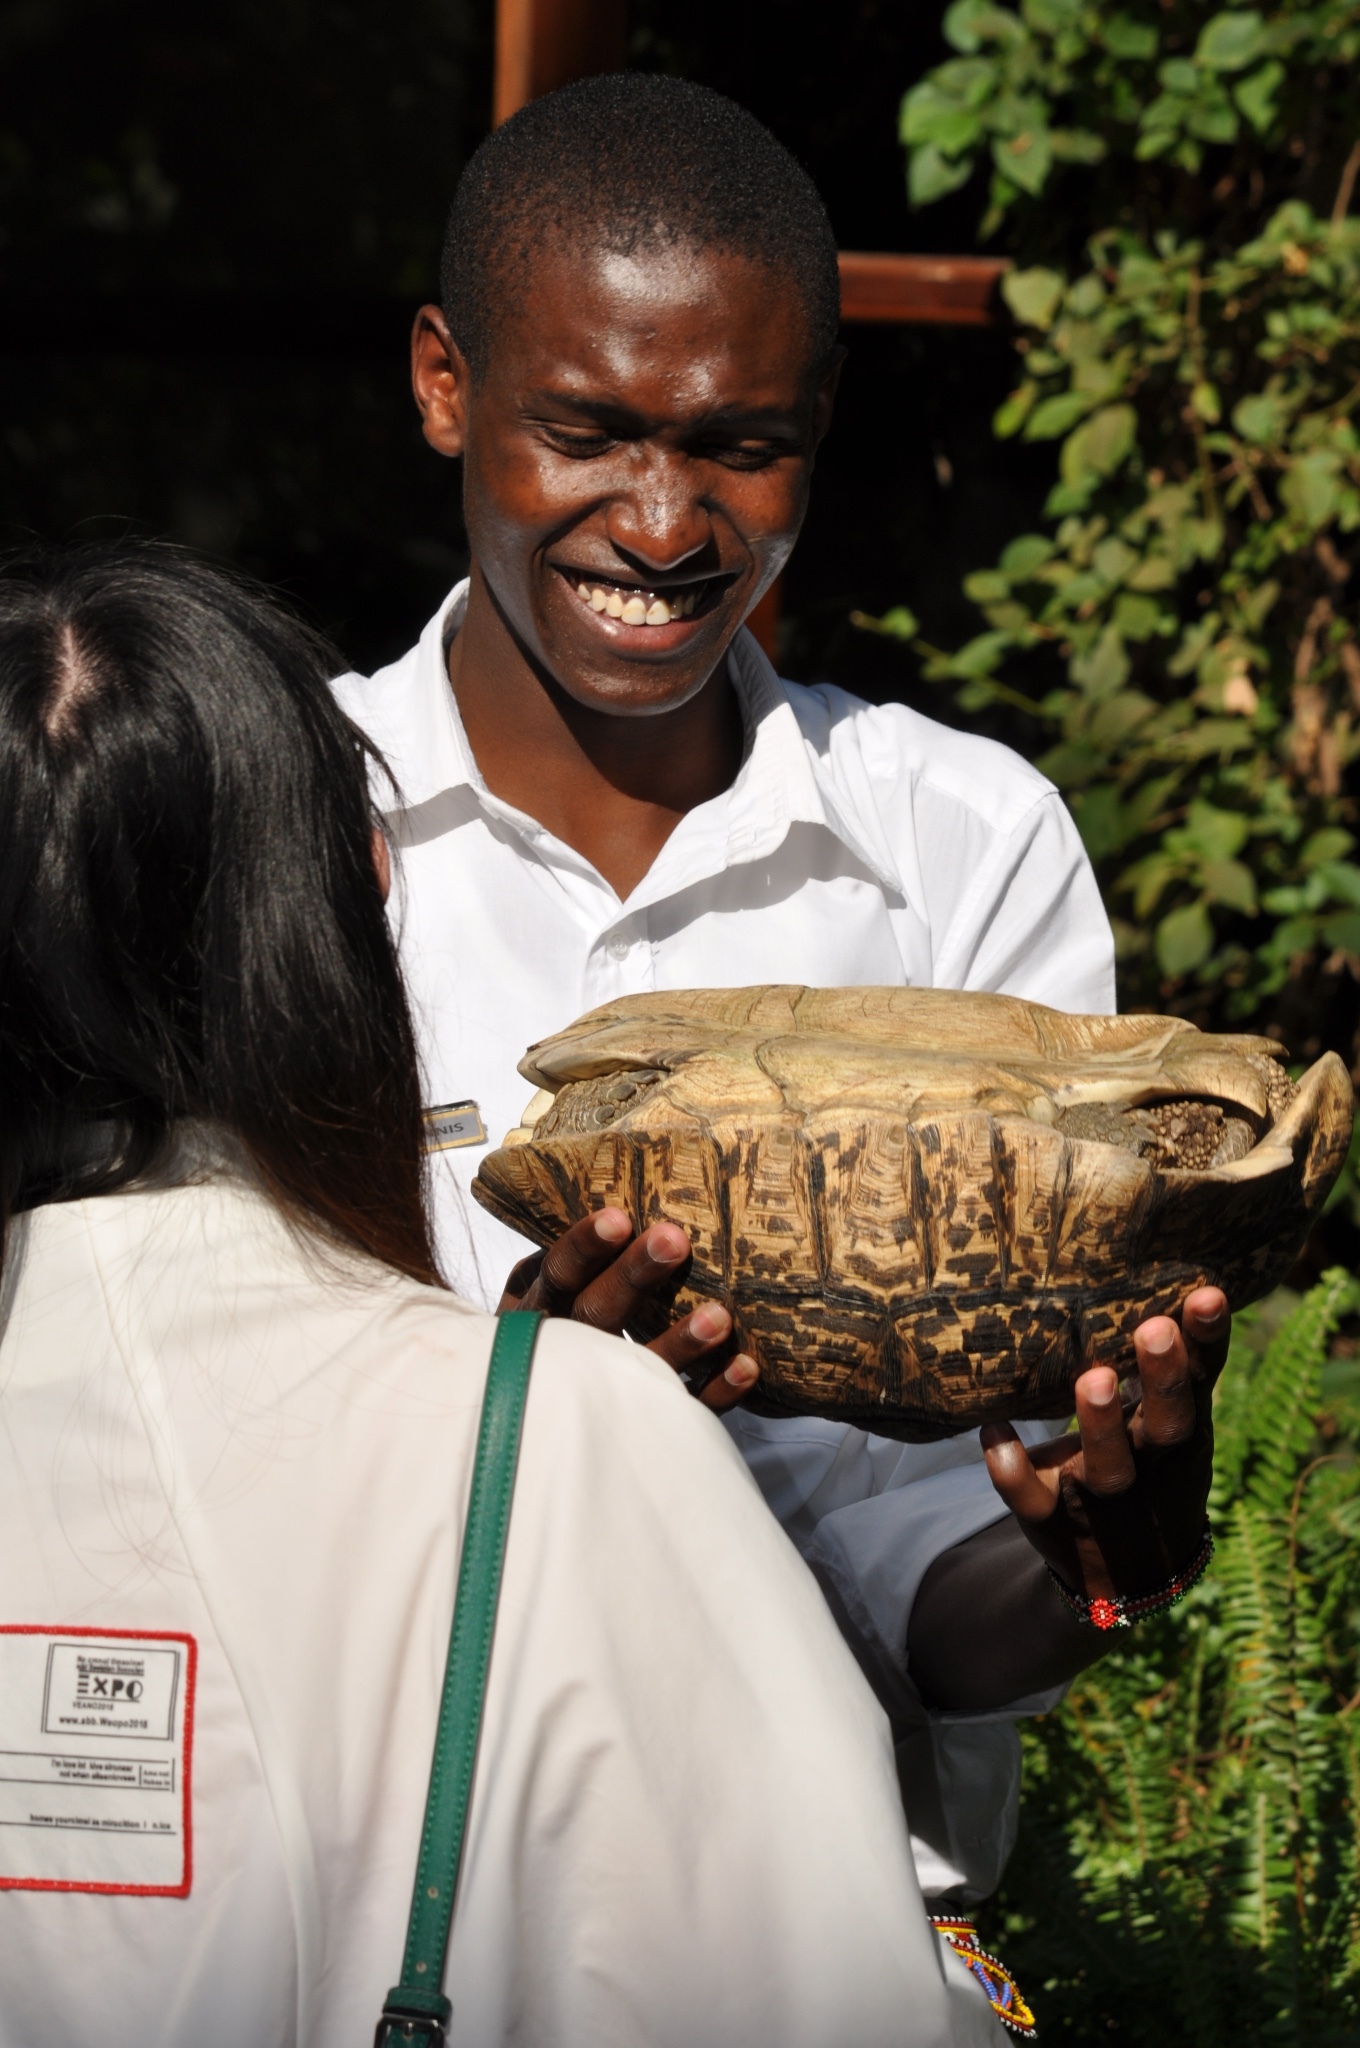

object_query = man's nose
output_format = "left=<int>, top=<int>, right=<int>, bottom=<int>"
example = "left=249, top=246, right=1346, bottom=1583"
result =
left=606, top=459, right=715, bottom=573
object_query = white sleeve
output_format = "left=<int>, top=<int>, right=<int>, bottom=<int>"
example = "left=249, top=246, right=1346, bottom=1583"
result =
left=923, top=786, right=1115, bottom=1014
left=458, top=1322, right=1005, bottom=2048
left=721, top=1408, right=1066, bottom=1901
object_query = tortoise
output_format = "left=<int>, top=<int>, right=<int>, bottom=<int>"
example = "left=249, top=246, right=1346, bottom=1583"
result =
left=472, top=986, right=1355, bottom=1441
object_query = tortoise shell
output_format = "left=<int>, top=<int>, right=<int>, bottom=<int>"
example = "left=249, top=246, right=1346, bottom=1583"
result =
left=471, top=986, right=1354, bottom=1441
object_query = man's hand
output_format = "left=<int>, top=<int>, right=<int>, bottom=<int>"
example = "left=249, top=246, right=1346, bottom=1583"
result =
left=908, top=1289, right=1231, bottom=1711
left=498, top=1208, right=758, bottom=1413
left=980, top=1286, right=1230, bottom=1603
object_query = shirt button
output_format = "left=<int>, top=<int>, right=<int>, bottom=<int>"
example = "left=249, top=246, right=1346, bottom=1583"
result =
left=606, top=934, right=630, bottom=961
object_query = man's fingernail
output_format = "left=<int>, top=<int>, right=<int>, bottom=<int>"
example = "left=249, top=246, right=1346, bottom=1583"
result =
left=689, top=1303, right=730, bottom=1342
left=593, top=1211, right=631, bottom=1243
left=1194, top=1306, right=1228, bottom=1334
left=724, top=1353, right=757, bottom=1388
left=1084, top=1368, right=1118, bottom=1406
left=1141, top=1322, right=1176, bottom=1355
left=644, top=1225, right=688, bottom=1264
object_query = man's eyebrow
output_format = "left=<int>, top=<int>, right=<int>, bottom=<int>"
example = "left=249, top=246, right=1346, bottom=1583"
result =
left=523, top=389, right=804, bottom=433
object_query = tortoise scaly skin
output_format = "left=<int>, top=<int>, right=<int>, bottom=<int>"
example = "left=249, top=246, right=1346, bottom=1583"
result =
left=473, top=987, right=1355, bottom=1441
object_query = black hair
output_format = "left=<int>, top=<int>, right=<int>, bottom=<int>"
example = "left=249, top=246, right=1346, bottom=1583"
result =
left=0, top=540, right=440, bottom=1289
left=441, top=73, right=840, bottom=379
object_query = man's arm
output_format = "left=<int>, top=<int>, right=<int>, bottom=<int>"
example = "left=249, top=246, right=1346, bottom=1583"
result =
left=907, top=1290, right=1229, bottom=1711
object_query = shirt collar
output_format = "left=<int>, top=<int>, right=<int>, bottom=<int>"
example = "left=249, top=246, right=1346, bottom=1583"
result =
left=355, top=578, right=897, bottom=896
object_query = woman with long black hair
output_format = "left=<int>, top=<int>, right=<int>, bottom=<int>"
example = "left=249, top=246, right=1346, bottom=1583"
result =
left=0, top=544, right=1004, bottom=2047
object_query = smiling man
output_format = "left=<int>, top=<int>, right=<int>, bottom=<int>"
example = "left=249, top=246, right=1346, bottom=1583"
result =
left=334, top=73, right=1228, bottom=1938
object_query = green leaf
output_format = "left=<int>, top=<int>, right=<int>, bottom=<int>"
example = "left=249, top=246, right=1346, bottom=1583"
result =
left=1101, top=14, right=1158, bottom=59
left=1021, top=0, right=1082, bottom=30
left=1088, top=689, right=1156, bottom=746
left=1002, top=265, right=1065, bottom=329
left=1232, top=391, right=1286, bottom=444
left=963, top=568, right=1012, bottom=602
left=1301, top=829, right=1355, bottom=869
left=1049, top=129, right=1108, bottom=164
left=1191, top=380, right=1222, bottom=423
left=999, top=533, right=1056, bottom=578
left=1157, top=57, right=1199, bottom=93
left=1071, top=783, right=1126, bottom=859
left=1026, top=390, right=1094, bottom=439
left=948, top=629, right=1014, bottom=677
left=1202, top=857, right=1258, bottom=914
left=1323, top=910, right=1360, bottom=954
left=1114, top=592, right=1166, bottom=639
left=1187, top=97, right=1240, bottom=145
left=1124, top=553, right=1178, bottom=591
left=992, top=125, right=1053, bottom=196
left=993, top=381, right=1038, bottom=438
left=1061, top=403, right=1138, bottom=485
left=1280, top=451, right=1342, bottom=529
left=1315, top=860, right=1360, bottom=908
left=909, top=142, right=976, bottom=206
left=1070, top=623, right=1131, bottom=696
left=901, top=82, right=986, bottom=154
left=1195, top=10, right=1266, bottom=71
left=1034, top=738, right=1105, bottom=787
left=1092, top=535, right=1138, bottom=584
left=852, top=605, right=919, bottom=639
left=943, top=0, right=1022, bottom=52
left=1233, top=58, right=1284, bottom=132
left=1177, top=798, right=1250, bottom=861
left=1157, top=899, right=1215, bottom=976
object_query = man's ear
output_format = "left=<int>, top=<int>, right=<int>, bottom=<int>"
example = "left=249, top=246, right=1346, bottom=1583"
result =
left=411, top=305, right=471, bottom=459
left=811, top=343, right=847, bottom=451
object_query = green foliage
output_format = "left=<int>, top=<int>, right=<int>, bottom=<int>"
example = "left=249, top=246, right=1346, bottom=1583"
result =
left=886, top=2, right=1360, bottom=1026
left=899, top=0, right=1360, bottom=234
left=987, top=1273, right=1360, bottom=2042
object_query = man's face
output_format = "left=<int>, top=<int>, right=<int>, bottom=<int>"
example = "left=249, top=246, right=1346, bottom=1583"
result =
left=416, top=240, right=839, bottom=716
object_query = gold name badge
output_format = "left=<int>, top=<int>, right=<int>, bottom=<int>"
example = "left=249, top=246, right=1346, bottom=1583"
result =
left=422, top=1100, right=488, bottom=1153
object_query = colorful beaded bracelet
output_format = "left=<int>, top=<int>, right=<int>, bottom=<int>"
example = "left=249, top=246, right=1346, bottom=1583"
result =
left=929, top=1914, right=1037, bottom=2038
left=1047, top=1522, right=1214, bottom=1630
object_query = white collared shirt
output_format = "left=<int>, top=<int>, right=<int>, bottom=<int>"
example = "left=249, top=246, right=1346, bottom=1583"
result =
left=0, top=1168, right=1004, bottom=2046
left=334, top=581, right=1115, bottom=1896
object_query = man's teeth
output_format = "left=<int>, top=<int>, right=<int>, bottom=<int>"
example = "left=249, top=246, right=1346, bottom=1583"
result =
left=574, top=581, right=701, bottom=626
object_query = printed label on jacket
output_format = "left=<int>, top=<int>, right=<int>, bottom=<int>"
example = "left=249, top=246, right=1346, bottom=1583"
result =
left=0, top=1627, right=195, bottom=1895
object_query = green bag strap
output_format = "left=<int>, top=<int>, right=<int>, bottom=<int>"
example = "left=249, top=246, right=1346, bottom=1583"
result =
left=374, top=1309, right=543, bottom=2048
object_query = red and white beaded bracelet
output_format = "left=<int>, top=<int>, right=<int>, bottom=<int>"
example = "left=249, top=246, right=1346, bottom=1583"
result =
left=1047, top=1522, right=1214, bottom=1630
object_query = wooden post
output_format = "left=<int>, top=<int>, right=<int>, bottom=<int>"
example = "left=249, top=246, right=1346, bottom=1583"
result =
left=494, top=0, right=628, bottom=125
left=837, top=252, right=1009, bottom=326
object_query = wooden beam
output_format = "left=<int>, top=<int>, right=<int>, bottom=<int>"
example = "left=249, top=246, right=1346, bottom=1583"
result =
left=494, top=0, right=628, bottom=125
left=838, top=252, right=1010, bottom=327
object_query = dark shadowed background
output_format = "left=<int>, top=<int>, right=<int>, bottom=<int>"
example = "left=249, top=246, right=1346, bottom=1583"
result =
left=0, top=0, right=1048, bottom=698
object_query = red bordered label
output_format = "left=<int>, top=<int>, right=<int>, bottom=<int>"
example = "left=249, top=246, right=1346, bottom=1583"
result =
left=0, top=1627, right=196, bottom=1897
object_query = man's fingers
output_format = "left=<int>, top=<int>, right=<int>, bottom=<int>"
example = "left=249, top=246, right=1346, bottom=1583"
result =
left=1074, top=1367, right=1137, bottom=1494
left=698, top=1351, right=759, bottom=1413
left=646, top=1300, right=732, bottom=1374
left=1180, top=1285, right=1231, bottom=1391
left=1132, top=1316, right=1198, bottom=1449
left=646, top=1302, right=759, bottom=1411
left=564, top=1220, right=692, bottom=1334
left=981, top=1422, right=1057, bottom=1522
left=514, top=1209, right=635, bottom=1314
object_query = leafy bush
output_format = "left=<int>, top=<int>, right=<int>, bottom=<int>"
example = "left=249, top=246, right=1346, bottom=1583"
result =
left=875, top=1, right=1360, bottom=1042
left=983, top=1272, right=1360, bottom=2042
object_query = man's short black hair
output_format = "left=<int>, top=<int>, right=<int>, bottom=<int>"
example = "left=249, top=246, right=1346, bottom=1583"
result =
left=441, top=73, right=840, bottom=379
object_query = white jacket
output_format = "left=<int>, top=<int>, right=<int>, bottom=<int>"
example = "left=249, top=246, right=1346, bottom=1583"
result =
left=0, top=1160, right=1002, bottom=2045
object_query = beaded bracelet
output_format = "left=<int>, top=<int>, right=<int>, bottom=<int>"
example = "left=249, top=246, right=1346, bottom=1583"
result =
left=1047, top=1521, right=1214, bottom=1630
